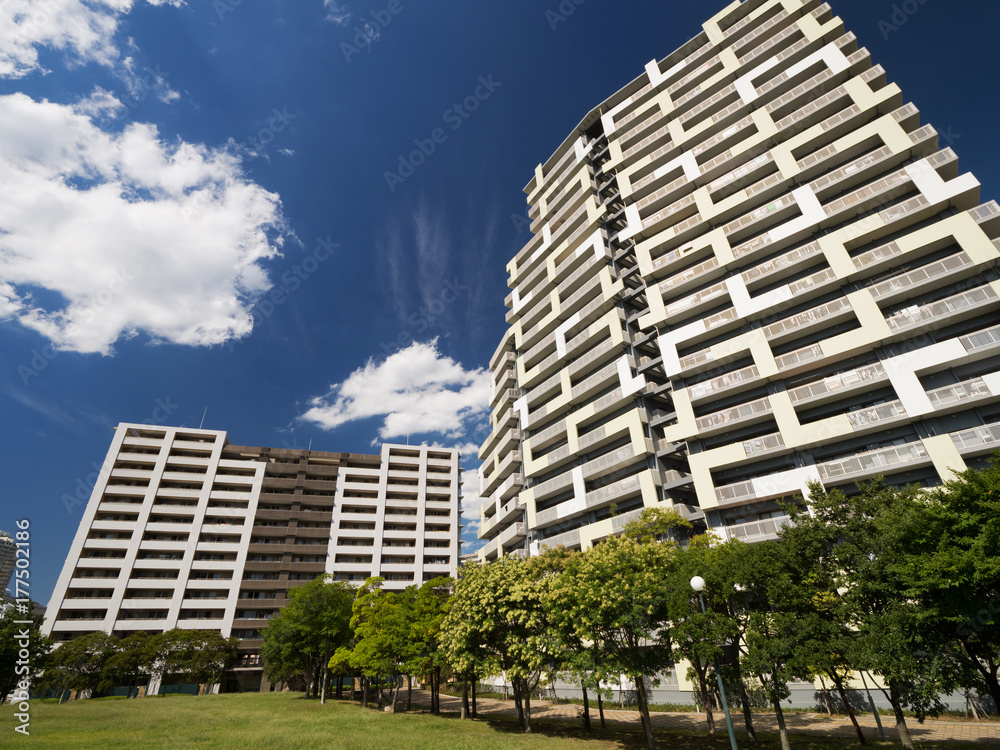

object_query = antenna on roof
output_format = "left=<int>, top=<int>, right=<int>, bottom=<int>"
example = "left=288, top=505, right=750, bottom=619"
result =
left=199, top=407, right=208, bottom=429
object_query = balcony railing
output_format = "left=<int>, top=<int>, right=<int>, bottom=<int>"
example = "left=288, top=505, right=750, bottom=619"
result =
left=817, top=442, right=929, bottom=482
left=688, top=364, right=760, bottom=401
left=697, top=397, right=772, bottom=432
left=950, top=422, right=1000, bottom=453
left=886, top=285, right=998, bottom=333
left=788, top=363, right=887, bottom=404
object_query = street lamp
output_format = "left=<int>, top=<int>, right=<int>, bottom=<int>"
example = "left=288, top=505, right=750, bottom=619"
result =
left=691, top=576, right=738, bottom=750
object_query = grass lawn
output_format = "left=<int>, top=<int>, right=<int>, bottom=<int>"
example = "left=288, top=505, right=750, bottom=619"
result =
left=0, top=692, right=981, bottom=749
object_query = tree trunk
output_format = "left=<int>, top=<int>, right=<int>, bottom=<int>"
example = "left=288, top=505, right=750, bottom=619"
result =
left=738, top=672, right=758, bottom=745
left=523, top=683, right=533, bottom=734
left=582, top=685, right=592, bottom=732
left=320, top=645, right=328, bottom=706
left=696, top=659, right=716, bottom=734
left=967, top=690, right=980, bottom=721
left=818, top=674, right=834, bottom=715
left=513, top=682, right=524, bottom=726
left=461, top=680, right=469, bottom=719
left=361, top=676, right=369, bottom=708
left=831, top=671, right=866, bottom=745
left=434, top=666, right=442, bottom=715
left=471, top=679, right=477, bottom=717
left=390, top=675, right=401, bottom=713
left=635, top=675, right=656, bottom=750
left=772, top=689, right=792, bottom=750
left=888, top=683, right=915, bottom=750
left=598, top=692, right=606, bottom=728
left=406, top=674, right=412, bottom=712
left=335, top=674, right=343, bottom=700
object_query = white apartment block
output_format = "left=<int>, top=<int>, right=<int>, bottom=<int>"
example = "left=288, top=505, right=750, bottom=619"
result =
left=479, top=0, right=1000, bottom=560
left=0, top=531, right=16, bottom=594
left=43, top=423, right=460, bottom=692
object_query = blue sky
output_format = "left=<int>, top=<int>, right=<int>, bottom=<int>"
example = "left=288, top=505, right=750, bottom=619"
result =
left=1, top=0, right=998, bottom=605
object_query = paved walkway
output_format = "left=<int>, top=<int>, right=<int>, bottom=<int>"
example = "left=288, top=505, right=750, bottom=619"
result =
left=406, top=689, right=1000, bottom=744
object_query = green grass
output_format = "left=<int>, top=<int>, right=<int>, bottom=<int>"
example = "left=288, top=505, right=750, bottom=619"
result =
left=0, top=691, right=983, bottom=749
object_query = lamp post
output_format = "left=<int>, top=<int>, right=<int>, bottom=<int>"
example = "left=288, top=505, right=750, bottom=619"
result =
left=691, top=575, right=738, bottom=750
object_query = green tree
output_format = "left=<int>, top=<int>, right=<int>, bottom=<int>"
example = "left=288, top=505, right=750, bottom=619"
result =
left=103, top=631, right=156, bottom=698
left=345, top=577, right=416, bottom=711
left=0, top=608, right=50, bottom=702
left=664, top=535, right=736, bottom=738
left=550, top=533, right=676, bottom=750
left=922, top=455, right=1000, bottom=708
left=783, top=478, right=955, bottom=750
left=440, top=552, right=561, bottom=733
left=40, top=631, right=117, bottom=698
left=260, top=574, right=353, bottom=699
left=149, top=629, right=237, bottom=692
left=406, top=577, right=453, bottom=714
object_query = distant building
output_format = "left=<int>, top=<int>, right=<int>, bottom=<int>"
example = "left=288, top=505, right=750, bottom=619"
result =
left=0, top=531, right=15, bottom=594
left=478, top=0, right=1000, bottom=563
left=43, top=423, right=461, bottom=693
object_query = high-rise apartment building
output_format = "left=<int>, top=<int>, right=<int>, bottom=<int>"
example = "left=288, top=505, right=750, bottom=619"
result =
left=43, top=423, right=460, bottom=692
left=0, top=531, right=16, bottom=594
left=478, top=0, right=1000, bottom=560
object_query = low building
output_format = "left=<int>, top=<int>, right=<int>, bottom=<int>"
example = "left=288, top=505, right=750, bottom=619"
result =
left=42, top=423, right=460, bottom=693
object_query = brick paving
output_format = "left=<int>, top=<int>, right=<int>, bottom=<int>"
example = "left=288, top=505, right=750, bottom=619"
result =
left=408, top=689, right=1000, bottom=744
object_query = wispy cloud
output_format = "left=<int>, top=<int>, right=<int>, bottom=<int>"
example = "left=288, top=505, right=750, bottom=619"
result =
left=299, top=339, right=490, bottom=442
left=323, top=0, right=351, bottom=26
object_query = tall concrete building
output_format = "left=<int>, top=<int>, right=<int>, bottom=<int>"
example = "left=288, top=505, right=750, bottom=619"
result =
left=43, top=423, right=460, bottom=692
left=0, top=531, right=16, bottom=594
left=478, top=0, right=1000, bottom=560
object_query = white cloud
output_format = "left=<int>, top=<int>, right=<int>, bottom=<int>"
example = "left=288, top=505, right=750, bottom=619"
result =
left=300, top=339, right=491, bottom=441
left=323, top=0, right=350, bottom=26
left=0, top=91, right=287, bottom=354
left=460, top=466, right=487, bottom=537
left=0, top=0, right=184, bottom=79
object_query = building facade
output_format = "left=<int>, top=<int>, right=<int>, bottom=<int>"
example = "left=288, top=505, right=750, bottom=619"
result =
left=478, top=0, right=1000, bottom=559
left=43, top=423, right=460, bottom=692
left=0, top=531, right=16, bottom=594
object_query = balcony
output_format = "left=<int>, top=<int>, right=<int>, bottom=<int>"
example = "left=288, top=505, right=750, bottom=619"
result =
left=846, top=400, right=908, bottom=431
left=926, top=377, right=993, bottom=411
left=742, top=432, right=785, bottom=457
left=497, top=522, right=527, bottom=550
left=868, top=252, right=974, bottom=303
left=585, top=473, right=644, bottom=511
left=538, top=528, right=582, bottom=551
left=886, top=285, right=999, bottom=334
left=817, top=442, right=930, bottom=483
left=480, top=497, right=525, bottom=539
left=742, top=240, right=822, bottom=287
left=688, top=364, right=761, bottom=402
left=950, top=422, right=1000, bottom=455
left=763, top=296, right=853, bottom=343
left=717, top=515, right=790, bottom=543
left=696, top=397, right=772, bottom=435
left=788, top=363, right=887, bottom=406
